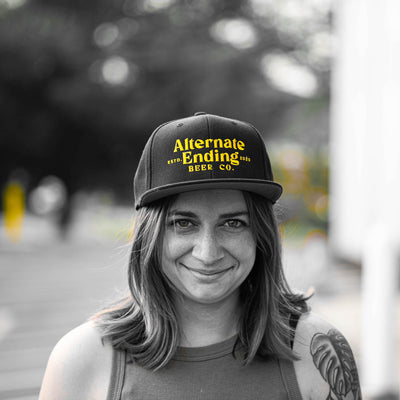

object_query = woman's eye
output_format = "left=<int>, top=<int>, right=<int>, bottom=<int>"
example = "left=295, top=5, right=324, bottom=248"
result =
left=172, top=219, right=193, bottom=228
left=224, top=219, right=244, bottom=228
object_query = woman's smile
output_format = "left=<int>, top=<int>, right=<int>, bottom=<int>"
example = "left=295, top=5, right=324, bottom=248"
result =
left=179, top=262, right=236, bottom=279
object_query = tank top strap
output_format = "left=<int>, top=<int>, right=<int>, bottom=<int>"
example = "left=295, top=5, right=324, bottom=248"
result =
left=278, top=359, right=303, bottom=400
left=278, top=312, right=303, bottom=400
left=106, top=348, right=126, bottom=400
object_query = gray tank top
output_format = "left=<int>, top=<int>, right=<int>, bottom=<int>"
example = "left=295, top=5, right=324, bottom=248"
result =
left=106, top=335, right=303, bottom=400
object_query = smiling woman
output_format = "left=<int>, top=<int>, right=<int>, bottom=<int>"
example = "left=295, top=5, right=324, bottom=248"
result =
left=162, top=190, right=256, bottom=309
left=39, top=113, right=362, bottom=400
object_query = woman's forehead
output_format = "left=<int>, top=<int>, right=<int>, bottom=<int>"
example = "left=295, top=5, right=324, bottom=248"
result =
left=169, top=189, right=248, bottom=214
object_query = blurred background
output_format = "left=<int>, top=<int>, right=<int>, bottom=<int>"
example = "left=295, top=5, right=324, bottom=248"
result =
left=0, top=0, right=399, bottom=399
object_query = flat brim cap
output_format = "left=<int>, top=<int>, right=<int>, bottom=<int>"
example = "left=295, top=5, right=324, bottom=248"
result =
left=134, top=113, right=283, bottom=208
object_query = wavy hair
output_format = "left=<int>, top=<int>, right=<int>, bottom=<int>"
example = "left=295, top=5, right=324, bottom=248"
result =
left=93, top=191, right=308, bottom=370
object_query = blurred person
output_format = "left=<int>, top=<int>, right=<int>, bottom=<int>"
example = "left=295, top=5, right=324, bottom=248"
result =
left=29, top=175, right=72, bottom=239
left=39, top=113, right=361, bottom=399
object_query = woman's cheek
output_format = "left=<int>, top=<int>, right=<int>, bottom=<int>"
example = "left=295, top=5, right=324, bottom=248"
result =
left=164, top=234, right=191, bottom=259
left=228, top=232, right=256, bottom=257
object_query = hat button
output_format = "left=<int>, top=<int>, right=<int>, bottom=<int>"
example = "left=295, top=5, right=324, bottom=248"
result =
left=194, top=111, right=207, bottom=116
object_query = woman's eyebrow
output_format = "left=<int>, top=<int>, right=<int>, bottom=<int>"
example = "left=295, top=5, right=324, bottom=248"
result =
left=219, top=211, right=249, bottom=219
left=167, top=210, right=197, bottom=218
left=167, top=210, right=249, bottom=219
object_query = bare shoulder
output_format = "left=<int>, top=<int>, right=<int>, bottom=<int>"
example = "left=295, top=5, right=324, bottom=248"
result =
left=292, top=311, right=362, bottom=400
left=39, top=321, right=114, bottom=400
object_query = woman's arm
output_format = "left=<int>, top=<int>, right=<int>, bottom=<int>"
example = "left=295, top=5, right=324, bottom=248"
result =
left=39, top=321, right=113, bottom=400
left=293, top=311, right=362, bottom=400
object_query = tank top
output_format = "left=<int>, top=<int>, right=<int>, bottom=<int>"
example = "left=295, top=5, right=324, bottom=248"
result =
left=107, top=316, right=303, bottom=400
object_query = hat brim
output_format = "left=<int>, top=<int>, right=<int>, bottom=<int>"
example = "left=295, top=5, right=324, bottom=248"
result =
left=136, top=179, right=283, bottom=209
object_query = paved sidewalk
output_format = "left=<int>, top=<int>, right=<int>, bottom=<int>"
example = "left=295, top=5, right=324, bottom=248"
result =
left=0, top=210, right=130, bottom=399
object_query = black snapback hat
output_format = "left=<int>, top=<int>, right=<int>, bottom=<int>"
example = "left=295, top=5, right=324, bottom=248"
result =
left=134, top=112, right=283, bottom=209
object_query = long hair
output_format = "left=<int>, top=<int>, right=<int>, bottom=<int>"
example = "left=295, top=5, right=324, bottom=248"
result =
left=93, top=191, right=308, bottom=369
left=238, top=191, right=308, bottom=363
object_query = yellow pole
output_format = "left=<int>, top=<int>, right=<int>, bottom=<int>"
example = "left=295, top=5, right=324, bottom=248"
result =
left=3, top=181, right=25, bottom=243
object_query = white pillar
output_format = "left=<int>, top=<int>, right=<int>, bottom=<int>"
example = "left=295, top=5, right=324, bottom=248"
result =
left=330, top=0, right=400, bottom=397
left=361, top=222, right=399, bottom=396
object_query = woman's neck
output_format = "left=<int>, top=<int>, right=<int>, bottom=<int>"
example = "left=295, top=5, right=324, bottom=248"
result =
left=175, top=294, right=241, bottom=348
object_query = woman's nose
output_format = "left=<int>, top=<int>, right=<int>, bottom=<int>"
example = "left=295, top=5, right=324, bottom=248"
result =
left=192, top=229, right=224, bottom=265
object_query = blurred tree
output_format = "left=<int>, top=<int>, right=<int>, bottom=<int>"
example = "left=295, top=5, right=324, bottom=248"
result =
left=0, top=0, right=331, bottom=207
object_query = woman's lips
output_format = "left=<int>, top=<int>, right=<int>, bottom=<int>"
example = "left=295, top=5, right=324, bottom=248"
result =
left=181, top=264, right=234, bottom=277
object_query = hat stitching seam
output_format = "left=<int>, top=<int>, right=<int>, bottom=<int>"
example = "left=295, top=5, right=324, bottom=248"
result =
left=248, top=123, right=268, bottom=179
left=147, top=121, right=169, bottom=207
left=204, top=114, right=213, bottom=180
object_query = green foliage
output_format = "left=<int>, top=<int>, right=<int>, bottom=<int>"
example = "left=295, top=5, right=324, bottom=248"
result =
left=272, top=148, right=329, bottom=233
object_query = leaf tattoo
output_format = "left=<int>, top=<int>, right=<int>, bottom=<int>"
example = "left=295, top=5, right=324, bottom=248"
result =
left=310, top=329, right=361, bottom=400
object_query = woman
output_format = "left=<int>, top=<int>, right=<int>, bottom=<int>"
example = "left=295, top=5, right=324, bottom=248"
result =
left=39, top=113, right=362, bottom=399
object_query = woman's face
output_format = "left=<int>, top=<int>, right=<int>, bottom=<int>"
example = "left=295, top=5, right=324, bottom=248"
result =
left=162, top=189, right=256, bottom=307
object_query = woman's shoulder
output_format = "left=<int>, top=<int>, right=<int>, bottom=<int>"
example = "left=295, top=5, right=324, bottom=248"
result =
left=292, top=311, right=361, bottom=400
left=39, top=321, right=114, bottom=400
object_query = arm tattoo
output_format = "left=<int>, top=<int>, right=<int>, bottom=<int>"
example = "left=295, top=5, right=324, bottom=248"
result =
left=310, top=329, right=362, bottom=400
